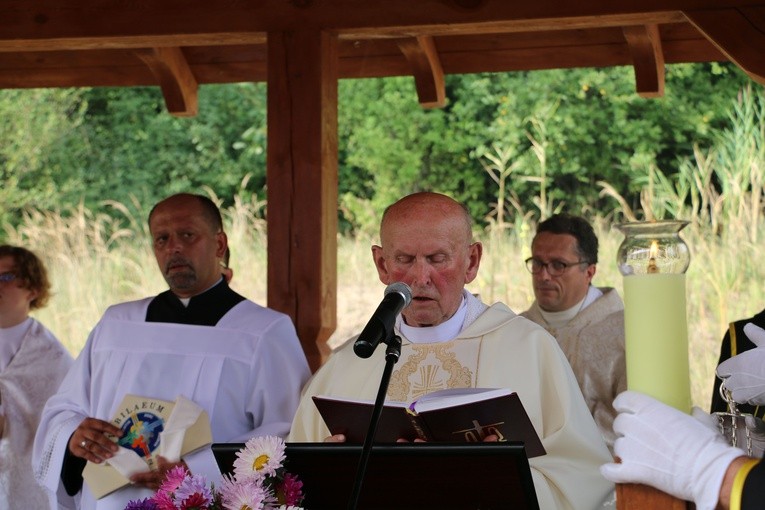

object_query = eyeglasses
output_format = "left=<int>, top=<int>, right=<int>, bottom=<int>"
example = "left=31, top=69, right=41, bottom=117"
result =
left=525, top=257, right=589, bottom=276
left=0, top=272, right=17, bottom=283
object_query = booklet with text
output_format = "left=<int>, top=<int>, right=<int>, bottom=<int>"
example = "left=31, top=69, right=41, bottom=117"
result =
left=312, top=387, right=545, bottom=457
left=82, top=394, right=212, bottom=499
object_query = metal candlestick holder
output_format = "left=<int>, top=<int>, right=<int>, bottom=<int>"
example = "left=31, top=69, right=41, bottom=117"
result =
left=714, top=383, right=765, bottom=457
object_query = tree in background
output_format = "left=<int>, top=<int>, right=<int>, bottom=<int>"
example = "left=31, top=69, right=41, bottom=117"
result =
left=0, top=88, right=88, bottom=226
left=0, top=63, right=755, bottom=234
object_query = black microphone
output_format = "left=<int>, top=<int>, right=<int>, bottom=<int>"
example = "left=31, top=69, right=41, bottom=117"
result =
left=353, top=282, right=412, bottom=358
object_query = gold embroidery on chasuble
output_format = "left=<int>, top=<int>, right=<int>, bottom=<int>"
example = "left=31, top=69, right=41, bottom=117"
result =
left=387, top=339, right=480, bottom=401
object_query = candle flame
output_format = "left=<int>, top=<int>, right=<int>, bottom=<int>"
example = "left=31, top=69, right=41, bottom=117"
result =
left=647, top=241, right=659, bottom=273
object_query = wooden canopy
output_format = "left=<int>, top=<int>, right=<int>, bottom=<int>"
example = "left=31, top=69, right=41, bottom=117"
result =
left=2, top=1, right=765, bottom=370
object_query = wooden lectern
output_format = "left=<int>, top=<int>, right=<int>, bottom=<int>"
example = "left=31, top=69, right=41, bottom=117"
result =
left=617, top=484, right=691, bottom=509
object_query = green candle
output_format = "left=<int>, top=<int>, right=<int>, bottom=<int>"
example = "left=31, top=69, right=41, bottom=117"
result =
left=623, top=272, right=692, bottom=413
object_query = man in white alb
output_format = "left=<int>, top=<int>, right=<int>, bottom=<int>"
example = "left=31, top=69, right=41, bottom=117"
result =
left=289, top=192, right=613, bottom=509
left=33, top=193, right=311, bottom=510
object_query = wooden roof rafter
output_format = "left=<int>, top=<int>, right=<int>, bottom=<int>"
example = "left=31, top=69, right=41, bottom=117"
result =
left=396, top=35, right=445, bottom=108
left=134, top=47, right=198, bottom=116
left=622, top=24, right=665, bottom=98
left=684, top=6, right=765, bottom=84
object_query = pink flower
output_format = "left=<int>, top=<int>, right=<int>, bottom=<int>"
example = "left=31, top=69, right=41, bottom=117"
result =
left=158, top=465, right=189, bottom=495
left=152, top=492, right=177, bottom=510
left=178, top=492, right=209, bottom=510
left=276, top=473, right=304, bottom=507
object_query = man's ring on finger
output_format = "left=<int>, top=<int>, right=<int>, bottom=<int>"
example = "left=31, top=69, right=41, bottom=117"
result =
left=80, top=440, right=88, bottom=448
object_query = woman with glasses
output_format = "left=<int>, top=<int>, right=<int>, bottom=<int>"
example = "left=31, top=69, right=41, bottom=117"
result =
left=0, top=245, right=73, bottom=508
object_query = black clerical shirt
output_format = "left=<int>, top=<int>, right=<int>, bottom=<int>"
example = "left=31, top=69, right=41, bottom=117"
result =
left=146, top=278, right=246, bottom=326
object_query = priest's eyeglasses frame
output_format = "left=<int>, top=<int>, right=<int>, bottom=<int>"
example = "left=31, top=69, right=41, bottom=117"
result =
left=524, top=257, right=590, bottom=276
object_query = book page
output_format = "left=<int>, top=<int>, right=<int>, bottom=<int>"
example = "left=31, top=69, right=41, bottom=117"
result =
left=412, top=387, right=513, bottom=413
left=312, top=395, right=415, bottom=442
left=313, top=395, right=408, bottom=409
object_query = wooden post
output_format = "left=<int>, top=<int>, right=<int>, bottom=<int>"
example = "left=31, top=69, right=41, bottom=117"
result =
left=266, top=30, right=338, bottom=372
left=617, top=484, right=690, bottom=510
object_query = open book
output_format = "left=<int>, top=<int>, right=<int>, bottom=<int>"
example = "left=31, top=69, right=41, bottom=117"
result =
left=312, top=387, right=546, bottom=458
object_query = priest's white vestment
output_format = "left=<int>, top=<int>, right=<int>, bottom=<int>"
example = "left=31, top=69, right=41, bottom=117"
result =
left=0, top=318, right=73, bottom=509
left=289, top=295, right=613, bottom=510
left=33, top=298, right=310, bottom=510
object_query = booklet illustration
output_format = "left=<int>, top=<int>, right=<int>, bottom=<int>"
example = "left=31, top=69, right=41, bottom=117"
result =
left=82, top=394, right=212, bottom=499
left=312, top=387, right=545, bottom=457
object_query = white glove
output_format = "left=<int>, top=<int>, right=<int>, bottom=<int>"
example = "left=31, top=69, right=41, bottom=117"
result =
left=717, top=322, right=765, bottom=405
left=600, top=391, right=745, bottom=510
left=691, top=406, right=719, bottom=432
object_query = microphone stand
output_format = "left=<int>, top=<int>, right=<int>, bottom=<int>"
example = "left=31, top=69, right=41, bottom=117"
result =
left=347, top=333, right=402, bottom=510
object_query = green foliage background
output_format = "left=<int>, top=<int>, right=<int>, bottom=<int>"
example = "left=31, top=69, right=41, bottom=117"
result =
left=0, top=63, right=754, bottom=233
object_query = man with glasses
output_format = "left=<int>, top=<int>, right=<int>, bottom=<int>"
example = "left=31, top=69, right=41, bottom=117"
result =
left=521, top=213, right=625, bottom=454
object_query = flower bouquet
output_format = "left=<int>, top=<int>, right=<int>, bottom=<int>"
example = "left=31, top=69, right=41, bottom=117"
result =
left=125, top=436, right=304, bottom=510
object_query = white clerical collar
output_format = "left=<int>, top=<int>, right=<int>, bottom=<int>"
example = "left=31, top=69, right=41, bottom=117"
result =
left=538, top=285, right=603, bottom=328
left=0, top=316, right=32, bottom=371
left=178, top=277, right=224, bottom=307
left=399, top=291, right=468, bottom=343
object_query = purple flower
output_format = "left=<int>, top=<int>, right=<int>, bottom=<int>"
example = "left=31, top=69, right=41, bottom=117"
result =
left=174, top=473, right=212, bottom=506
left=125, top=498, right=160, bottom=510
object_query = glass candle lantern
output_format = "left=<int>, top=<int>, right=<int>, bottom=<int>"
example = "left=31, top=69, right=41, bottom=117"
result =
left=616, top=220, right=692, bottom=413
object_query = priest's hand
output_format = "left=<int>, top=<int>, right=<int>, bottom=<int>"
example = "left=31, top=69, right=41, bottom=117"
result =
left=69, top=417, right=121, bottom=463
left=600, top=391, right=745, bottom=510
left=717, top=322, right=765, bottom=405
left=130, top=456, right=187, bottom=491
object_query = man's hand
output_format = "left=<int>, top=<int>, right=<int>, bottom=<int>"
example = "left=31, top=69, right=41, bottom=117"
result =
left=717, top=323, right=765, bottom=405
left=129, top=456, right=187, bottom=491
left=600, top=391, right=745, bottom=510
left=68, top=417, right=121, bottom=463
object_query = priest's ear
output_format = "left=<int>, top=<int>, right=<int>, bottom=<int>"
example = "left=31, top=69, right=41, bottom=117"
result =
left=215, top=231, right=228, bottom=260
left=464, top=241, right=483, bottom=284
left=371, top=245, right=392, bottom=285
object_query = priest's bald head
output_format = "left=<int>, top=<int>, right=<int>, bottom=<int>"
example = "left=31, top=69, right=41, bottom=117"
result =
left=148, top=193, right=228, bottom=298
left=372, top=192, right=483, bottom=327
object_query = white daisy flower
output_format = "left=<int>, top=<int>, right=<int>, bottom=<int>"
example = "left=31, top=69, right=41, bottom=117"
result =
left=233, top=435, right=286, bottom=481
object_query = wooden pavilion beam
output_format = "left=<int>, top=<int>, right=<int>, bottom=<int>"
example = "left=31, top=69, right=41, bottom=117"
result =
left=0, top=1, right=726, bottom=53
left=397, top=36, right=445, bottom=108
left=683, top=6, right=765, bottom=85
left=134, top=47, right=198, bottom=116
left=622, top=24, right=665, bottom=98
left=266, top=29, right=338, bottom=372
